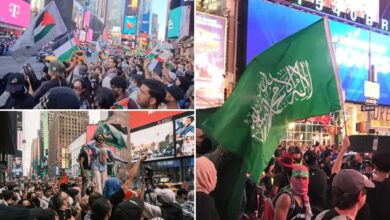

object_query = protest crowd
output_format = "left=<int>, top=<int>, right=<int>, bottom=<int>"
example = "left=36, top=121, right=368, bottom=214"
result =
left=0, top=46, right=194, bottom=109
left=196, top=133, right=390, bottom=220
left=0, top=149, right=194, bottom=220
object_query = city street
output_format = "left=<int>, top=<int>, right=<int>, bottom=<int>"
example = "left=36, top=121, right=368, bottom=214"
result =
left=0, top=56, right=44, bottom=77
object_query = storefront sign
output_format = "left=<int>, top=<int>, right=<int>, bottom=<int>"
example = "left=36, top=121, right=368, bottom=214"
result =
left=0, top=0, right=31, bottom=28
left=373, top=106, right=390, bottom=121
left=361, top=105, right=375, bottom=111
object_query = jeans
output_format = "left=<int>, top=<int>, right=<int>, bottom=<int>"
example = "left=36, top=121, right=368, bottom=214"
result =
left=93, top=168, right=107, bottom=194
left=82, top=169, right=90, bottom=196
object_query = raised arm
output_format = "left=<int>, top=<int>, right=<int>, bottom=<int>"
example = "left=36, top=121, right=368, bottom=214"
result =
left=122, top=154, right=148, bottom=192
left=332, top=136, right=350, bottom=174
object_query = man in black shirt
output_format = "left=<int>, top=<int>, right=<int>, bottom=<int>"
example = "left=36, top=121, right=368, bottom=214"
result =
left=3, top=73, right=37, bottom=109
left=303, top=150, right=328, bottom=215
left=79, top=145, right=90, bottom=196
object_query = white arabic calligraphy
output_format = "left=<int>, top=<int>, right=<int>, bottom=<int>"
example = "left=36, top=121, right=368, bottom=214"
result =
left=244, top=60, right=313, bottom=142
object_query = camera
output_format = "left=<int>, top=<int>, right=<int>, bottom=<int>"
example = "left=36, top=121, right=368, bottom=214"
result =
left=144, top=166, right=154, bottom=188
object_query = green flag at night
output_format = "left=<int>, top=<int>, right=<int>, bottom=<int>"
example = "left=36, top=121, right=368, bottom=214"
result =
left=201, top=18, right=343, bottom=182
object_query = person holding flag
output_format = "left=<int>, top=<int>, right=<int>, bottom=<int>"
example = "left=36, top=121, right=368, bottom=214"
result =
left=86, top=128, right=128, bottom=194
left=198, top=17, right=343, bottom=220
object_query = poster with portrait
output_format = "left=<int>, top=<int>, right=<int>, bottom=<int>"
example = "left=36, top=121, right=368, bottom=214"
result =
left=175, top=115, right=194, bottom=157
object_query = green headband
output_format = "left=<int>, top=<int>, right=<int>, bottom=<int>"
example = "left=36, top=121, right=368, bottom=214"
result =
left=292, top=170, right=309, bottom=178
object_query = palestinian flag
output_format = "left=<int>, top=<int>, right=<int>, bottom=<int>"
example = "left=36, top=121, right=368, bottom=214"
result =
left=12, top=1, right=66, bottom=63
left=52, top=31, right=79, bottom=62
left=113, top=98, right=130, bottom=109
left=33, top=10, right=56, bottom=43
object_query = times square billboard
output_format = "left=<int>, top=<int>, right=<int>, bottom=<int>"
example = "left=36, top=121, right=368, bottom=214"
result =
left=246, top=0, right=390, bottom=106
left=195, top=12, right=227, bottom=108
left=0, top=0, right=31, bottom=28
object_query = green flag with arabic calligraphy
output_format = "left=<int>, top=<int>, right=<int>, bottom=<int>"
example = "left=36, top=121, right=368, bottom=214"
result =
left=201, top=18, right=343, bottom=183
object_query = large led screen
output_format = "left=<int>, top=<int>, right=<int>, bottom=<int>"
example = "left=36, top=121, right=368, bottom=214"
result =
left=247, top=0, right=390, bottom=105
left=195, top=12, right=227, bottom=108
left=175, top=115, right=194, bottom=157
left=0, top=0, right=31, bottom=28
left=130, top=120, right=175, bottom=161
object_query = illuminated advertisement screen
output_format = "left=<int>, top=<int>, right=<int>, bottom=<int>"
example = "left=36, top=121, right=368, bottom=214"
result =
left=175, top=115, right=194, bottom=157
left=195, top=12, right=227, bottom=108
left=0, top=0, right=31, bottom=28
left=167, top=7, right=182, bottom=38
left=266, top=0, right=390, bottom=35
left=130, top=120, right=175, bottom=161
left=123, top=15, right=137, bottom=34
left=141, top=13, right=150, bottom=33
left=247, top=0, right=390, bottom=105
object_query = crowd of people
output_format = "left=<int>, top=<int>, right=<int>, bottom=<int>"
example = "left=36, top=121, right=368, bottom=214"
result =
left=0, top=37, right=16, bottom=56
left=0, top=48, right=194, bottom=109
left=0, top=152, right=194, bottom=220
left=196, top=134, right=390, bottom=220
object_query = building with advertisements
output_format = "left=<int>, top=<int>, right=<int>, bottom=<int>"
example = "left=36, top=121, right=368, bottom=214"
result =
left=167, top=0, right=194, bottom=58
left=0, top=0, right=32, bottom=37
left=48, top=112, right=89, bottom=177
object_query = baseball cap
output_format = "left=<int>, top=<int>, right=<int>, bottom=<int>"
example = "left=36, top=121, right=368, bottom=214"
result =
left=332, top=169, right=375, bottom=194
left=6, top=73, right=25, bottom=93
left=48, top=60, right=65, bottom=77
left=112, top=198, right=144, bottom=220
left=155, top=188, right=175, bottom=205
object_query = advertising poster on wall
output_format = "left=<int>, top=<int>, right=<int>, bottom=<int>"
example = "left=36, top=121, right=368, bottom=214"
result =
left=175, top=115, right=194, bottom=157
left=195, top=12, right=227, bottom=108
left=123, top=15, right=137, bottom=34
left=141, top=14, right=150, bottom=33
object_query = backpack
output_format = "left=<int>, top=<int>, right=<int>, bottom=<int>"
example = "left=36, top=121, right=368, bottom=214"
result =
left=262, top=190, right=295, bottom=220
left=160, top=203, right=183, bottom=220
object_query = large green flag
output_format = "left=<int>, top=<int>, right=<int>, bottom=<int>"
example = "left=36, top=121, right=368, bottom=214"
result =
left=94, top=122, right=127, bottom=149
left=201, top=18, right=342, bottom=182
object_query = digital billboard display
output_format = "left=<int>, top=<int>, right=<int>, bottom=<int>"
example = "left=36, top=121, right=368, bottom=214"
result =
left=195, top=12, right=227, bottom=108
left=123, top=15, right=137, bottom=34
left=167, top=7, right=181, bottom=38
left=266, top=0, right=390, bottom=35
left=247, top=0, right=390, bottom=105
left=130, top=120, right=175, bottom=161
left=141, top=13, right=150, bottom=33
left=0, top=0, right=31, bottom=28
left=175, top=115, right=194, bottom=157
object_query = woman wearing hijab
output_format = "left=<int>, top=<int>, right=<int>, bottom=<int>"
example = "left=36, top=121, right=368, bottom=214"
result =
left=196, top=156, right=220, bottom=220
left=274, top=164, right=313, bottom=220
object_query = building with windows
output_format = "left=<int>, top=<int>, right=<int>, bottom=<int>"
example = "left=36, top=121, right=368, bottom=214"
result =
left=48, top=112, right=89, bottom=177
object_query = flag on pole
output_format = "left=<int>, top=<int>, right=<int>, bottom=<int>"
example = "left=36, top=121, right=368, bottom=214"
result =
left=201, top=18, right=343, bottom=183
left=12, top=1, right=67, bottom=63
left=52, top=31, right=79, bottom=62
left=94, top=122, right=127, bottom=149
